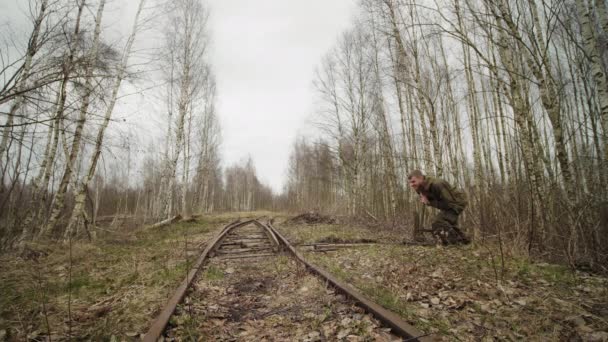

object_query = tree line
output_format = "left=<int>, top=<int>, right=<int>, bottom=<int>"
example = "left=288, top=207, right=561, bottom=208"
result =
left=282, top=0, right=607, bottom=269
left=3, top=0, right=606, bottom=269
left=0, top=0, right=274, bottom=248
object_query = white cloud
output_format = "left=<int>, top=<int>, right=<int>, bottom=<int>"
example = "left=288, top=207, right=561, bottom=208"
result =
left=206, top=0, right=357, bottom=192
left=0, top=0, right=357, bottom=193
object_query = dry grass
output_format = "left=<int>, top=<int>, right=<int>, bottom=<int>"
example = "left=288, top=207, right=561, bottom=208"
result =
left=273, top=219, right=608, bottom=341
left=3, top=212, right=605, bottom=341
left=274, top=220, right=398, bottom=245
left=0, top=215, right=233, bottom=340
left=167, top=254, right=399, bottom=341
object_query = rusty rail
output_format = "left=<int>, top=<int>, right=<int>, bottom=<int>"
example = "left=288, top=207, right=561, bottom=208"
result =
left=143, top=219, right=251, bottom=342
left=253, top=220, right=280, bottom=252
left=265, top=221, right=432, bottom=342
left=144, top=219, right=431, bottom=341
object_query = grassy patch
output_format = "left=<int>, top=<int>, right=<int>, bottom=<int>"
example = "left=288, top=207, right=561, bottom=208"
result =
left=268, top=255, right=291, bottom=275
left=362, top=284, right=410, bottom=316
left=508, top=257, right=577, bottom=286
left=0, top=214, right=230, bottom=340
left=67, top=273, right=107, bottom=294
left=277, top=222, right=393, bottom=245
left=203, top=265, right=224, bottom=281
left=297, top=222, right=608, bottom=341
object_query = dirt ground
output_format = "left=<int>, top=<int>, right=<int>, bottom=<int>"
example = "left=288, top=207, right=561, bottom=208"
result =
left=2, top=211, right=606, bottom=341
left=167, top=254, right=401, bottom=341
left=275, top=218, right=608, bottom=341
left=0, top=216, right=231, bottom=341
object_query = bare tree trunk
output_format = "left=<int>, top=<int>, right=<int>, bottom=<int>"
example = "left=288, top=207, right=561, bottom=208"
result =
left=159, top=0, right=211, bottom=218
left=40, top=0, right=87, bottom=236
left=181, top=104, right=193, bottom=218
left=456, top=0, right=483, bottom=239
left=369, top=12, right=398, bottom=217
left=20, top=91, right=61, bottom=240
left=494, top=18, right=547, bottom=253
left=65, top=0, right=146, bottom=237
left=1, top=123, right=27, bottom=232
left=576, top=0, right=608, bottom=184
left=0, top=0, right=49, bottom=175
left=493, top=0, right=574, bottom=199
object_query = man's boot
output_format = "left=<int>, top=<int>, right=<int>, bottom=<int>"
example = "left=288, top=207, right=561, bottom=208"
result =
left=431, top=226, right=449, bottom=245
left=452, top=226, right=471, bottom=245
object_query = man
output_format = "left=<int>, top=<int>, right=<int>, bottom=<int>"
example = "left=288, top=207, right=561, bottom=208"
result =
left=408, top=170, right=470, bottom=245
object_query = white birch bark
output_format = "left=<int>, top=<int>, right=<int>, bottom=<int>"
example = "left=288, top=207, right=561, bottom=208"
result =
left=0, top=0, right=49, bottom=167
left=576, top=0, right=608, bottom=187
left=65, top=0, right=146, bottom=237
left=39, top=0, right=87, bottom=236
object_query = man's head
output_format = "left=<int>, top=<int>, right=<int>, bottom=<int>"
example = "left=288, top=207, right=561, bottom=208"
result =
left=408, top=170, right=425, bottom=190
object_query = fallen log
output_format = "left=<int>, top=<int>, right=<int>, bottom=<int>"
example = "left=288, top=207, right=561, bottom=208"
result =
left=149, top=215, right=181, bottom=229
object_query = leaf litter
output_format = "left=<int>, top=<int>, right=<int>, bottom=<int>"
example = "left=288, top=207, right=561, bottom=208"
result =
left=165, top=254, right=402, bottom=341
left=277, top=222, right=608, bottom=341
left=0, top=217, right=227, bottom=340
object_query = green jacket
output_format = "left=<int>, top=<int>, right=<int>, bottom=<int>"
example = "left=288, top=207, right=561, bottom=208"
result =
left=417, top=176, right=467, bottom=212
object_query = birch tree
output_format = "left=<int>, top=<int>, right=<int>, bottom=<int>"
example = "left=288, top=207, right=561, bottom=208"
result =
left=43, top=0, right=107, bottom=236
left=158, top=0, right=211, bottom=219
left=0, top=0, right=49, bottom=174
left=65, top=0, right=146, bottom=238
left=286, top=0, right=607, bottom=267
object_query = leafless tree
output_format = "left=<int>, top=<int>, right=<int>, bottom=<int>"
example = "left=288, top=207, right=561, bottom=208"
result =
left=285, top=0, right=608, bottom=269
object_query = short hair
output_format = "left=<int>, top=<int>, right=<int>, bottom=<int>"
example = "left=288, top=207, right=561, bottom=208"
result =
left=407, top=170, right=424, bottom=179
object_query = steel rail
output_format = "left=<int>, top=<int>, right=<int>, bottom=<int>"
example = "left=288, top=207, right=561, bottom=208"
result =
left=144, top=219, right=432, bottom=341
left=252, top=219, right=280, bottom=252
left=265, top=221, right=432, bottom=342
left=143, top=219, right=252, bottom=342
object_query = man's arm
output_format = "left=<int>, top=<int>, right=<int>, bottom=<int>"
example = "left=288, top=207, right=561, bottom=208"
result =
left=427, top=182, right=453, bottom=211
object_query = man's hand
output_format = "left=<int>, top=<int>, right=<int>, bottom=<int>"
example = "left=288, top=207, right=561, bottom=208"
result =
left=420, top=194, right=429, bottom=205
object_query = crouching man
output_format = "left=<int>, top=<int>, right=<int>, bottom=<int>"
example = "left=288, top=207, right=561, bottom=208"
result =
left=408, top=170, right=470, bottom=245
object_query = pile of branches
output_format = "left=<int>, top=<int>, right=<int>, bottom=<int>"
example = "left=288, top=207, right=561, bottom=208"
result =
left=284, top=211, right=337, bottom=225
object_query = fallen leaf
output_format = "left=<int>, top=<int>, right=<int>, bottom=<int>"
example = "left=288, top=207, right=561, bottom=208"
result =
left=588, top=331, right=608, bottom=342
left=303, top=331, right=321, bottom=342
left=337, top=329, right=351, bottom=339
left=431, top=269, right=443, bottom=278
left=565, top=315, right=586, bottom=327
left=341, top=317, right=351, bottom=326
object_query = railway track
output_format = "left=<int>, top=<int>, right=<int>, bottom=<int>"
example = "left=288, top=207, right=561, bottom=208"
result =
left=144, top=220, right=430, bottom=341
left=209, top=220, right=280, bottom=260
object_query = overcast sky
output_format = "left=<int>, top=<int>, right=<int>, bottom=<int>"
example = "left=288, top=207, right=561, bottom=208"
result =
left=206, top=0, right=357, bottom=192
left=0, top=0, right=358, bottom=193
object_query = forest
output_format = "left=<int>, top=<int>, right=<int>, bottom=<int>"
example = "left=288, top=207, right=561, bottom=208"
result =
left=0, top=0, right=275, bottom=247
left=2, top=0, right=606, bottom=268
left=282, top=0, right=608, bottom=270
left=1, top=0, right=607, bottom=340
